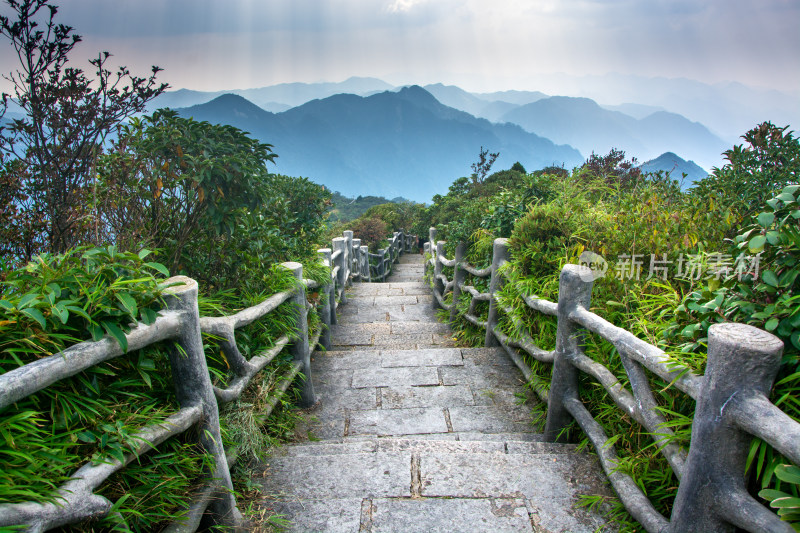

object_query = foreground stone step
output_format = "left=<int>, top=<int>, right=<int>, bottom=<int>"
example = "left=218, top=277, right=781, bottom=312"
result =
left=257, top=439, right=610, bottom=532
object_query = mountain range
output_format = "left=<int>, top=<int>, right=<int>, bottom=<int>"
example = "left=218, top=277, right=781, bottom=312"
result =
left=176, top=86, right=582, bottom=202
left=498, top=96, right=728, bottom=170
left=638, top=152, right=708, bottom=189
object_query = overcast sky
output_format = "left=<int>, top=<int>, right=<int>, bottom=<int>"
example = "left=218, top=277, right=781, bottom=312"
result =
left=1, top=0, right=798, bottom=95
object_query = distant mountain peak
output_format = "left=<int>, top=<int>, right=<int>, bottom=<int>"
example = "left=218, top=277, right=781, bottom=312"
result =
left=639, top=151, right=708, bottom=189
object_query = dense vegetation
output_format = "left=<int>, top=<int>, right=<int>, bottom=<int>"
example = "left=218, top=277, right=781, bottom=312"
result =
left=0, top=1, right=330, bottom=530
left=327, top=191, right=411, bottom=223
left=424, top=124, right=800, bottom=529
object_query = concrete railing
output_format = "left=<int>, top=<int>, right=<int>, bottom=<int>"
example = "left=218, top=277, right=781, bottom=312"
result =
left=0, top=228, right=411, bottom=532
left=426, top=228, right=799, bottom=533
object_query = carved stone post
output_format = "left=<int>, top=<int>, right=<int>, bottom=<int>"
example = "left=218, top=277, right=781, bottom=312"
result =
left=432, top=241, right=445, bottom=310
left=543, top=264, right=593, bottom=443
left=317, top=249, right=333, bottom=351
left=332, top=237, right=347, bottom=305
left=163, top=277, right=239, bottom=527
left=484, top=238, right=510, bottom=347
left=450, top=242, right=467, bottom=323
left=283, top=262, right=316, bottom=408
left=352, top=239, right=362, bottom=281
left=379, top=249, right=386, bottom=282
left=343, top=230, right=354, bottom=286
left=670, top=323, right=785, bottom=533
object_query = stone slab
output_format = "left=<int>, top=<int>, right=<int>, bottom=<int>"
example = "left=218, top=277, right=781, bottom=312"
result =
left=313, top=350, right=380, bottom=371
left=380, top=348, right=463, bottom=368
left=348, top=407, right=449, bottom=436
left=373, top=295, right=419, bottom=306
left=448, top=405, right=535, bottom=434
left=264, top=498, right=362, bottom=533
left=259, top=451, right=412, bottom=499
left=344, top=433, right=458, bottom=443
left=387, top=306, right=438, bottom=322
left=439, top=364, right=526, bottom=389
left=380, top=385, right=474, bottom=409
left=376, top=439, right=504, bottom=454
left=339, top=307, right=403, bottom=324
left=312, top=368, right=354, bottom=388
left=419, top=452, right=610, bottom=532
left=351, top=366, right=439, bottom=388
left=331, top=332, right=374, bottom=347
left=277, top=440, right=377, bottom=457
left=391, top=322, right=451, bottom=334
left=371, top=333, right=434, bottom=347
left=453, top=432, right=546, bottom=443
left=367, top=497, right=532, bottom=533
left=342, top=322, right=392, bottom=333
left=315, top=383, right=378, bottom=412
left=461, top=347, right=515, bottom=366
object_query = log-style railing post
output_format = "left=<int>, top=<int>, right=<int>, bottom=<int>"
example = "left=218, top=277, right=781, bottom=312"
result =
left=283, top=262, right=316, bottom=408
left=343, top=230, right=354, bottom=285
left=332, top=237, right=347, bottom=304
left=352, top=238, right=362, bottom=281
left=364, top=247, right=371, bottom=282
left=433, top=241, right=445, bottom=310
left=450, top=242, right=467, bottom=323
left=379, top=249, right=386, bottom=281
left=162, top=276, right=239, bottom=527
left=544, top=264, right=594, bottom=443
left=669, top=323, right=786, bottom=533
left=317, top=249, right=333, bottom=351
left=484, top=238, right=509, bottom=347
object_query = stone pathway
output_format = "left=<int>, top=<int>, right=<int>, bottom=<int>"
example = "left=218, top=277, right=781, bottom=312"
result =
left=256, top=254, right=612, bottom=532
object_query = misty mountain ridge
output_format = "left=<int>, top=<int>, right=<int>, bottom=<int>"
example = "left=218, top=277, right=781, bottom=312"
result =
left=177, top=86, right=582, bottom=202
left=152, top=73, right=798, bottom=146
left=499, top=96, right=728, bottom=170
left=639, top=152, right=708, bottom=189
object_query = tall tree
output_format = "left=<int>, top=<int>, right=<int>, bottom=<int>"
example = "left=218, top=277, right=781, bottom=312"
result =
left=0, top=0, right=167, bottom=256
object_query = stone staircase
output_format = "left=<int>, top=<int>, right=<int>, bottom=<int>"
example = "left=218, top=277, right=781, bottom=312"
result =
left=255, top=254, right=612, bottom=532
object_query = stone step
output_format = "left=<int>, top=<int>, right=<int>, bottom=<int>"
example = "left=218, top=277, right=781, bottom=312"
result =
left=275, top=437, right=573, bottom=457
left=257, top=439, right=610, bottom=532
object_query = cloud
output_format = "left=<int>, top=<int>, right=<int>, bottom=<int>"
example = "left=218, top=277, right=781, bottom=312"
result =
left=387, top=0, right=428, bottom=13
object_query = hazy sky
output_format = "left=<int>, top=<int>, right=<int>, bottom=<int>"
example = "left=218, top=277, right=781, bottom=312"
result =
left=1, top=0, right=799, bottom=94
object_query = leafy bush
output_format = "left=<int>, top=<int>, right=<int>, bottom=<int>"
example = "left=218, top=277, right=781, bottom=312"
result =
left=351, top=216, right=388, bottom=252
left=97, top=110, right=330, bottom=293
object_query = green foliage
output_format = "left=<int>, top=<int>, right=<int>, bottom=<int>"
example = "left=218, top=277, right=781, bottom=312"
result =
left=0, top=246, right=168, bottom=360
left=691, top=122, right=800, bottom=236
left=327, top=192, right=402, bottom=223
left=0, top=247, right=207, bottom=530
left=97, top=110, right=330, bottom=292
left=351, top=216, right=388, bottom=252
left=432, top=129, right=800, bottom=530
left=759, top=464, right=800, bottom=530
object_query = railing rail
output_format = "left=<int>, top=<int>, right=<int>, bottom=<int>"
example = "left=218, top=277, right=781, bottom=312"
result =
left=0, top=227, right=412, bottom=532
left=426, top=227, right=798, bottom=533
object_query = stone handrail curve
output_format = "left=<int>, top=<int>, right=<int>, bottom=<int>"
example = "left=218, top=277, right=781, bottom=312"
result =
left=426, top=227, right=797, bottom=533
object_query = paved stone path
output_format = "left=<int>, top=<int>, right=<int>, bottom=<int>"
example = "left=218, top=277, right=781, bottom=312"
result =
left=256, top=254, right=612, bottom=532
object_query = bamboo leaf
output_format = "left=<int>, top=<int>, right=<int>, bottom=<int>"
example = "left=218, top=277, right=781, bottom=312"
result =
left=21, top=308, right=46, bottom=329
left=102, top=321, right=128, bottom=352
